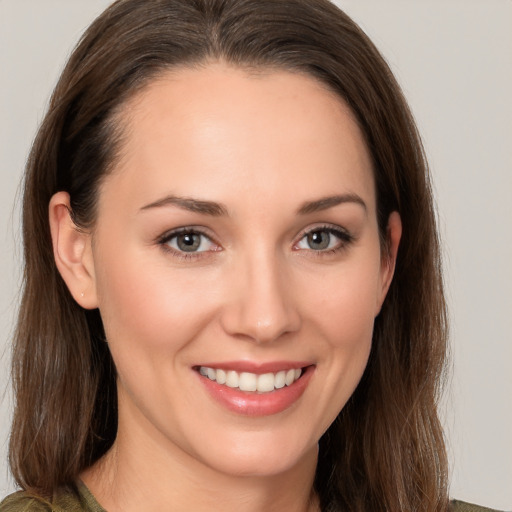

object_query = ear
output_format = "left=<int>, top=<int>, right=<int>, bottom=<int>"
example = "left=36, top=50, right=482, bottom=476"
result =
left=49, top=191, right=98, bottom=309
left=375, top=211, right=402, bottom=315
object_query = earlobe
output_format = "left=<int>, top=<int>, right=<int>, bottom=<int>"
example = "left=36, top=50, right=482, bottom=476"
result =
left=49, top=191, right=98, bottom=309
left=376, top=211, right=402, bottom=314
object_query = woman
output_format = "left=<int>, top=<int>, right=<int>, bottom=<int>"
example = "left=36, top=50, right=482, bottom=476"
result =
left=0, top=0, right=500, bottom=511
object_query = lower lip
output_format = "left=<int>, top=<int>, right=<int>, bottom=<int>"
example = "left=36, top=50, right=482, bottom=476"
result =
left=197, top=366, right=314, bottom=417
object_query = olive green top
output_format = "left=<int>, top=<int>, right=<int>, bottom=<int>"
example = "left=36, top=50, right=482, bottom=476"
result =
left=0, top=483, right=505, bottom=512
left=0, top=483, right=104, bottom=512
left=450, top=501, right=507, bottom=512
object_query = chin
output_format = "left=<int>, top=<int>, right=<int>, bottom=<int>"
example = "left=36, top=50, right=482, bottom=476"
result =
left=190, top=429, right=319, bottom=479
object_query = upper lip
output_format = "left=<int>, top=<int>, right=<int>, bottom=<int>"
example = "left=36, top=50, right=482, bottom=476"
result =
left=194, top=360, right=313, bottom=374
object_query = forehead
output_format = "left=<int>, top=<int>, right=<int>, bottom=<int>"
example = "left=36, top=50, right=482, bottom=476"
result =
left=101, top=62, right=375, bottom=214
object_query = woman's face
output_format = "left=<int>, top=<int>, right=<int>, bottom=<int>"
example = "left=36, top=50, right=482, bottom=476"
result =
left=83, top=63, right=399, bottom=477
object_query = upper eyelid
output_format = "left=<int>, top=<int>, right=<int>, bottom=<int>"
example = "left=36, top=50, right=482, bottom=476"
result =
left=157, top=226, right=216, bottom=243
left=293, top=225, right=355, bottom=253
left=157, top=228, right=220, bottom=259
left=296, top=223, right=352, bottom=240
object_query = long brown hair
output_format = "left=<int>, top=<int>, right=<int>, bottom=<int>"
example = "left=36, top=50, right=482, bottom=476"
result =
left=10, top=1, right=449, bottom=510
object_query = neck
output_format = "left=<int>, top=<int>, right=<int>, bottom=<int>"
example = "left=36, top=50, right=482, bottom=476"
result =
left=81, top=408, right=320, bottom=512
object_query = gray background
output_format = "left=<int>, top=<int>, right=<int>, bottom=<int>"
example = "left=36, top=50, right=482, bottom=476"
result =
left=0, top=1, right=511, bottom=509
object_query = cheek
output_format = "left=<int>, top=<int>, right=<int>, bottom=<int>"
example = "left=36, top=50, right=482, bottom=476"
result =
left=321, top=274, right=376, bottom=370
left=273, top=287, right=374, bottom=443
left=310, top=258, right=382, bottom=343
left=93, top=250, right=218, bottom=360
left=304, top=256, right=381, bottom=409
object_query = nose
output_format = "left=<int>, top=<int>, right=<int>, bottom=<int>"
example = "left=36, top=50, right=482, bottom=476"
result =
left=219, top=250, right=301, bottom=344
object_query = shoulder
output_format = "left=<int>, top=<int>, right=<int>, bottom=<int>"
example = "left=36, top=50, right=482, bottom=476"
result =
left=0, top=487, right=89, bottom=512
left=451, top=500, right=508, bottom=512
left=0, top=492, right=53, bottom=512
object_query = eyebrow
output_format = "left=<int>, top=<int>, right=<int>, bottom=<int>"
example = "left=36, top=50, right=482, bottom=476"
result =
left=140, top=193, right=366, bottom=217
left=140, top=195, right=228, bottom=216
left=297, top=194, right=367, bottom=215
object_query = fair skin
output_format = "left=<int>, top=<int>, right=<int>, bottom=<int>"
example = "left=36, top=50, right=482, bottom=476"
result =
left=50, top=63, right=401, bottom=512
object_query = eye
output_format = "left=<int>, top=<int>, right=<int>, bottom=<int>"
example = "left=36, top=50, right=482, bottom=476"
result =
left=296, top=226, right=352, bottom=252
left=160, top=229, right=218, bottom=254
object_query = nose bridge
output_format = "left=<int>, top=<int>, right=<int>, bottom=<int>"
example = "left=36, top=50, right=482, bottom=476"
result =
left=221, top=245, right=300, bottom=343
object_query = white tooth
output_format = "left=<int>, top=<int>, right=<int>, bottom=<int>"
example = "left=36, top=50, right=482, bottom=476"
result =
left=216, top=369, right=227, bottom=384
left=225, top=370, right=239, bottom=388
left=274, top=370, right=286, bottom=389
left=257, top=373, right=275, bottom=393
left=202, top=367, right=301, bottom=391
left=239, top=372, right=257, bottom=392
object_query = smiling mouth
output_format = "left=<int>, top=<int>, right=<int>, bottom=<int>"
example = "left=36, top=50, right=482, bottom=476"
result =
left=197, top=366, right=303, bottom=393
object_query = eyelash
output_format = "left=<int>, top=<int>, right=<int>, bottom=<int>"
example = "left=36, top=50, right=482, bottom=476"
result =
left=157, top=227, right=219, bottom=261
left=295, top=224, right=355, bottom=256
left=157, top=224, right=354, bottom=260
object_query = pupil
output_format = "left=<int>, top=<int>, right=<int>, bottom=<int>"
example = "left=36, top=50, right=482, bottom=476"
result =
left=178, top=233, right=200, bottom=251
left=308, top=230, right=329, bottom=250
